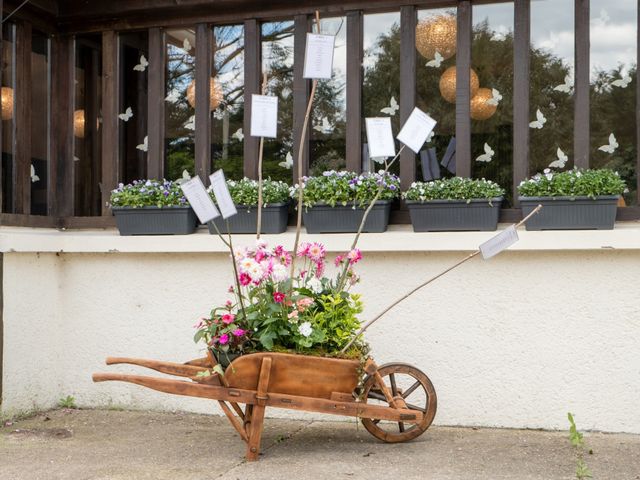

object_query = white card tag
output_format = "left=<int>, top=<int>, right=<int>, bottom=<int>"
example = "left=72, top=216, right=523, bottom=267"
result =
left=365, top=117, right=396, bottom=158
left=397, top=107, right=437, bottom=154
left=250, top=94, right=278, bottom=138
left=180, top=176, right=220, bottom=224
left=303, top=33, right=335, bottom=79
left=480, top=225, right=519, bottom=260
left=209, top=170, right=238, bottom=219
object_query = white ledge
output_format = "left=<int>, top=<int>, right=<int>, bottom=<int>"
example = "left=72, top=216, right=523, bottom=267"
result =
left=1, top=223, right=640, bottom=253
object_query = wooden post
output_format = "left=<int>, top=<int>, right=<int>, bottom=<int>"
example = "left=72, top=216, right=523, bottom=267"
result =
left=455, top=1, right=472, bottom=178
left=573, top=0, right=590, bottom=169
left=246, top=357, right=272, bottom=461
left=346, top=11, right=363, bottom=173
left=399, top=6, right=416, bottom=190
left=293, top=14, right=310, bottom=183
left=195, top=23, right=212, bottom=183
left=513, top=0, right=530, bottom=206
left=243, top=19, right=260, bottom=179
left=147, top=27, right=165, bottom=180
left=101, top=31, right=120, bottom=215
left=14, top=21, right=32, bottom=214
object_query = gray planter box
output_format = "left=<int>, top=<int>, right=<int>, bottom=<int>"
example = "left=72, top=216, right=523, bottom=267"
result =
left=112, top=206, right=197, bottom=235
left=406, top=198, right=502, bottom=232
left=519, top=195, right=619, bottom=230
left=302, top=201, right=392, bottom=234
left=208, top=203, right=289, bottom=234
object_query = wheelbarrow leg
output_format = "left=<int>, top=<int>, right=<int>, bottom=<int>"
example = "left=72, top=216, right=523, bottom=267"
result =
left=246, top=357, right=272, bottom=461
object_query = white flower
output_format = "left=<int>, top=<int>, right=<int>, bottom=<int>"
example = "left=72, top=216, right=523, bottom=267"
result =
left=271, top=264, right=289, bottom=282
left=248, top=263, right=264, bottom=282
left=307, top=277, right=323, bottom=294
left=298, top=322, right=312, bottom=338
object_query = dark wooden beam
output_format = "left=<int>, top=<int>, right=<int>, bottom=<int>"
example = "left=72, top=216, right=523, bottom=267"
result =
left=50, top=34, right=74, bottom=217
left=345, top=11, right=362, bottom=173
left=3, top=0, right=57, bottom=34
left=243, top=19, right=260, bottom=179
left=399, top=6, right=416, bottom=189
left=195, top=23, right=212, bottom=183
left=512, top=0, right=530, bottom=206
left=455, top=0, right=472, bottom=178
left=147, top=27, right=165, bottom=180
left=101, top=31, right=120, bottom=215
left=0, top=0, right=3, bottom=213
left=14, top=21, right=32, bottom=214
left=637, top=0, right=640, bottom=205
left=293, top=14, right=309, bottom=182
left=573, top=0, right=589, bottom=168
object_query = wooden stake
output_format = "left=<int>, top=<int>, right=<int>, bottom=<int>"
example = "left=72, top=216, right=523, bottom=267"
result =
left=256, top=73, right=268, bottom=240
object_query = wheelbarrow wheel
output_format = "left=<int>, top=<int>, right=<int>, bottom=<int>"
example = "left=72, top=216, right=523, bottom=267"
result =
left=361, top=363, right=437, bottom=443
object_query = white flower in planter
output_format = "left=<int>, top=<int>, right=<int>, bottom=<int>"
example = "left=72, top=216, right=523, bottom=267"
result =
left=298, top=322, right=313, bottom=338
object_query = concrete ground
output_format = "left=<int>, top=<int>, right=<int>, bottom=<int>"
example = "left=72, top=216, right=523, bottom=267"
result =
left=1, top=409, right=639, bottom=480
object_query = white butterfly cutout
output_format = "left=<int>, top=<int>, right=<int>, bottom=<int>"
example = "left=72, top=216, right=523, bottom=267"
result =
left=175, top=169, right=191, bottom=185
left=548, top=147, right=568, bottom=169
left=426, top=51, right=444, bottom=68
left=553, top=75, right=573, bottom=93
left=280, top=87, right=292, bottom=100
left=136, top=136, right=148, bottom=152
left=118, top=107, right=133, bottom=122
left=73, top=155, right=80, bottom=162
left=486, top=88, right=502, bottom=106
left=165, top=89, right=180, bottom=104
left=380, top=96, right=399, bottom=116
left=313, top=117, right=334, bottom=135
left=184, top=115, right=195, bottom=131
left=529, top=109, right=547, bottom=129
left=370, top=156, right=387, bottom=164
left=598, top=133, right=618, bottom=154
left=30, top=164, right=39, bottom=183
left=183, top=38, right=192, bottom=53
left=611, top=75, right=632, bottom=89
left=232, top=128, right=244, bottom=142
left=133, top=55, right=148, bottom=72
left=426, top=130, right=435, bottom=143
left=475, top=143, right=495, bottom=163
left=278, top=152, right=293, bottom=169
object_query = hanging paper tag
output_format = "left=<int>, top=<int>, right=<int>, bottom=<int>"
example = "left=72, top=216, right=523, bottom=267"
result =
left=365, top=117, right=396, bottom=158
left=209, top=170, right=238, bottom=219
left=480, top=225, right=519, bottom=260
left=397, top=107, right=437, bottom=154
left=250, top=94, right=278, bottom=138
left=180, top=176, right=220, bottom=224
left=303, top=33, right=335, bottom=79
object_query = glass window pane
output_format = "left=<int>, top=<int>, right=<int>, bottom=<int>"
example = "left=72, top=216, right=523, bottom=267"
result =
left=309, top=16, right=347, bottom=175
left=213, top=24, right=244, bottom=180
left=471, top=3, right=514, bottom=203
left=165, top=28, right=196, bottom=181
left=363, top=12, right=400, bottom=174
left=530, top=0, right=574, bottom=175
left=1, top=23, right=15, bottom=213
left=590, top=1, right=637, bottom=205
left=31, top=32, right=50, bottom=215
left=261, top=20, right=294, bottom=184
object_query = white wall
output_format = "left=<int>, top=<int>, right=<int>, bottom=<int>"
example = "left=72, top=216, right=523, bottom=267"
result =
left=2, top=243, right=640, bottom=433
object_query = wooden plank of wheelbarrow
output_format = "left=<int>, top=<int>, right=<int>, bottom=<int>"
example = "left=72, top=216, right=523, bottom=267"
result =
left=106, top=357, right=207, bottom=378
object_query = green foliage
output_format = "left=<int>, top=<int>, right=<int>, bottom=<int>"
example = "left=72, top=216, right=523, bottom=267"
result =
left=58, top=395, right=76, bottom=409
left=403, top=177, right=505, bottom=202
left=293, top=170, right=401, bottom=208
left=212, top=178, right=290, bottom=206
left=567, top=413, right=593, bottom=479
left=309, top=292, right=364, bottom=352
left=110, top=180, right=189, bottom=208
left=518, top=168, right=627, bottom=198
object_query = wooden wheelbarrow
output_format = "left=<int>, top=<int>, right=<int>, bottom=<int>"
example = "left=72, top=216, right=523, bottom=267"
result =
left=93, top=351, right=437, bottom=460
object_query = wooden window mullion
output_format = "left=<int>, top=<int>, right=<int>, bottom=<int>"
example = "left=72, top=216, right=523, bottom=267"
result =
left=243, top=19, right=260, bottom=179
left=399, top=6, right=416, bottom=189
left=346, top=11, right=363, bottom=173
left=147, top=27, right=165, bottom=180
left=512, top=0, right=530, bottom=205
left=15, top=21, right=32, bottom=215
left=101, top=31, right=120, bottom=216
left=293, top=14, right=310, bottom=182
left=455, top=1, right=472, bottom=178
left=574, top=0, right=589, bottom=168
left=637, top=0, right=640, bottom=204
left=195, top=23, right=212, bottom=182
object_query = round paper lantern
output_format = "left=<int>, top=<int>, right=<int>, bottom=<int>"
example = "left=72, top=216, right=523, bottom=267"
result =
left=439, top=66, right=479, bottom=103
left=470, top=88, right=497, bottom=120
left=1, top=86, right=14, bottom=121
left=73, top=109, right=85, bottom=138
left=415, top=14, right=457, bottom=61
left=186, top=77, right=223, bottom=111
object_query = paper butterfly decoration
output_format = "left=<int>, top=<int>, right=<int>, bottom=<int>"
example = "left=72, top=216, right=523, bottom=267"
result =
left=73, top=155, right=80, bottom=162
left=281, top=87, right=292, bottom=100
left=370, top=156, right=387, bottom=164
left=611, top=75, right=632, bottom=89
left=553, top=75, right=573, bottom=93
left=184, top=115, right=196, bottom=131
left=232, top=128, right=244, bottom=142
left=118, top=107, right=133, bottom=122
left=133, top=55, right=149, bottom=72
left=278, top=152, right=293, bottom=169
left=380, top=96, right=399, bottom=116
left=426, top=130, right=435, bottom=143
left=491, top=31, right=506, bottom=42
left=165, top=89, right=180, bottom=104
left=30, top=164, right=39, bottom=183
left=313, top=117, right=334, bottom=135
left=175, top=170, right=191, bottom=185
left=598, top=133, right=618, bottom=154
left=529, top=109, right=547, bottom=129
left=548, top=147, right=568, bottom=169
left=475, top=143, right=495, bottom=163
left=486, top=88, right=502, bottom=106
left=136, top=136, right=149, bottom=152
left=426, top=51, right=444, bottom=68
left=183, top=38, right=192, bottom=53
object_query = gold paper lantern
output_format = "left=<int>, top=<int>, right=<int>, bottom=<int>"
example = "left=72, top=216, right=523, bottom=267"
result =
left=73, top=109, right=85, bottom=138
left=415, top=14, right=457, bottom=60
left=470, top=88, right=497, bottom=120
left=186, top=77, right=223, bottom=111
left=439, top=66, right=479, bottom=103
left=1, top=86, right=14, bottom=120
